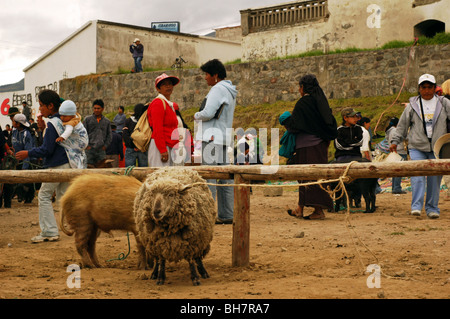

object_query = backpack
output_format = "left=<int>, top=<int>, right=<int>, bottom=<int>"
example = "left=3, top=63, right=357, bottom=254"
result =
left=131, top=98, right=166, bottom=152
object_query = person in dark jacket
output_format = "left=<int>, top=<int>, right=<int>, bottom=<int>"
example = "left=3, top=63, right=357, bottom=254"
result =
left=15, top=89, right=71, bottom=243
left=106, top=124, right=124, bottom=167
left=129, top=38, right=144, bottom=73
left=282, top=74, right=337, bottom=220
left=83, top=99, right=112, bottom=167
left=334, top=107, right=364, bottom=162
left=122, top=103, right=148, bottom=167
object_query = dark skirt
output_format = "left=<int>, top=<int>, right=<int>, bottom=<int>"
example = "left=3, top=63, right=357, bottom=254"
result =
left=292, top=140, right=333, bottom=209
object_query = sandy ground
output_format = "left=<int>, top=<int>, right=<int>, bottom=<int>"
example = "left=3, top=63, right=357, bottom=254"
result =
left=0, top=180, right=449, bottom=301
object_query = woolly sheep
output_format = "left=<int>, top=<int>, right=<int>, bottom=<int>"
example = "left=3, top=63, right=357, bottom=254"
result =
left=134, top=167, right=216, bottom=286
left=60, top=174, right=149, bottom=269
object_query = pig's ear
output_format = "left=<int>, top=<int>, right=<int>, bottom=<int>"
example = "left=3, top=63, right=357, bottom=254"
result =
left=178, top=184, right=193, bottom=194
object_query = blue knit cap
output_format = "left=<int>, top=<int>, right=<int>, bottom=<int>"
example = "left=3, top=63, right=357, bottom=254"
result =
left=59, top=100, right=77, bottom=116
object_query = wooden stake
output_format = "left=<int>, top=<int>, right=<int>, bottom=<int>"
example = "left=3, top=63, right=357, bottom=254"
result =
left=232, top=173, right=250, bottom=267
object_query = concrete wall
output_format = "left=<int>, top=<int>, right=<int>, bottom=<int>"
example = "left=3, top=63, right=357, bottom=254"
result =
left=241, top=0, right=449, bottom=62
left=96, top=21, right=241, bottom=73
left=58, top=44, right=450, bottom=118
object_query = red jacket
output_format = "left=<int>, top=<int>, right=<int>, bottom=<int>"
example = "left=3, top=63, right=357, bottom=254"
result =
left=147, top=98, right=179, bottom=154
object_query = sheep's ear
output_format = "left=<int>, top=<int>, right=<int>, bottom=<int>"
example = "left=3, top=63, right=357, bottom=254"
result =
left=144, top=181, right=152, bottom=190
left=179, top=184, right=193, bottom=194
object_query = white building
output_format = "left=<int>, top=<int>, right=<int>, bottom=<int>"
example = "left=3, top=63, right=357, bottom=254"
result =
left=0, top=20, right=241, bottom=128
left=240, top=0, right=449, bottom=62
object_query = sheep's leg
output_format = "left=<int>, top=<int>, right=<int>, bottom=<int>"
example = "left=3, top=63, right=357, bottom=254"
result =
left=195, top=257, right=209, bottom=279
left=87, top=225, right=101, bottom=268
left=189, top=261, right=201, bottom=286
left=156, top=259, right=166, bottom=285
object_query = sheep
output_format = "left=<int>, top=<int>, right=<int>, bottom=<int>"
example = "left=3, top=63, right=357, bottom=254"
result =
left=134, top=167, right=216, bottom=286
left=60, top=174, right=150, bottom=269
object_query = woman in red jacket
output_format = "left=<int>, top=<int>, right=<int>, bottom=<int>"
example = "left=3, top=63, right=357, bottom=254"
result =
left=147, top=73, right=180, bottom=167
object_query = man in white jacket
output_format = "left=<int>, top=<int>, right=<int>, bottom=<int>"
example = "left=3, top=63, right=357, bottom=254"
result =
left=390, top=74, right=450, bottom=219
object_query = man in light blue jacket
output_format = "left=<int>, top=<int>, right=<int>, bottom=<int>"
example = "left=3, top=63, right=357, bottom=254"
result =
left=390, top=74, right=450, bottom=219
left=195, top=59, right=237, bottom=224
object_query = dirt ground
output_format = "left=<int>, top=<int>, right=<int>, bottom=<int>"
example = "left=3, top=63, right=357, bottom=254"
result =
left=0, top=179, right=449, bottom=300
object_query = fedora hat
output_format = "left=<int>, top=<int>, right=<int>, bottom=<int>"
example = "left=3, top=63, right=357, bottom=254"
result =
left=433, top=133, right=450, bottom=159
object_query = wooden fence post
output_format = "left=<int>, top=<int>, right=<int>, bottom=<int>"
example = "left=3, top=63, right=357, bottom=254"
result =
left=232, top=173, right=250, bottom=267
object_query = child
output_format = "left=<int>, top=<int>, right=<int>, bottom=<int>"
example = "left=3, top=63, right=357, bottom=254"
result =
left=334, top=107, right=364, bottom=162
left=56, top=100, right=82, bottom=143
left=53, top=100, right=88, bottom=170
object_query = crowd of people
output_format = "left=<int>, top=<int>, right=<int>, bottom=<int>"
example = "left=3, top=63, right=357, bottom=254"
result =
left=1, top=57, right=449, bottom=243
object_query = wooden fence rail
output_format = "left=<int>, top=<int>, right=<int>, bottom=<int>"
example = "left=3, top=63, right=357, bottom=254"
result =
left=1, top=159, right=449, bottom=267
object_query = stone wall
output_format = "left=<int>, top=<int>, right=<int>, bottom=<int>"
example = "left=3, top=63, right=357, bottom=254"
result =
left=59, top=44, right=450, bottom=116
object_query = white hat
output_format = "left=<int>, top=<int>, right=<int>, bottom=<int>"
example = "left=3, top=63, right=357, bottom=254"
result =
left=59, top=100, right=77, bottom=116
left=433, top=133, right=450, bottom=159
left=418, top=74, right=436, bottom=85
left=134, top=38, right=140, bottom=42
left=13, top=114, right=30, bottom=127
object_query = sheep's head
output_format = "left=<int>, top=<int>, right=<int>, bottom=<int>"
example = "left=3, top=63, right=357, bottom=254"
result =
left=143, top=179, right=194, bottom=231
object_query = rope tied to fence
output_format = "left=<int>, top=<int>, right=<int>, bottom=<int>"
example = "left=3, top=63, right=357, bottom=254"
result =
left=188, top=160, right=395, bottom=278
left=106, top=165, right=136, bottom=263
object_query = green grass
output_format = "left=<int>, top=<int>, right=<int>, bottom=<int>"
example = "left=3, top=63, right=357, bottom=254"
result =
left=272, top=32, right=450, bottom=61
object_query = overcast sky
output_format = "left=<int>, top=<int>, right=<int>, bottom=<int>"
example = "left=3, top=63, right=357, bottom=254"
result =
left=0, top=0, right=279, bottom=86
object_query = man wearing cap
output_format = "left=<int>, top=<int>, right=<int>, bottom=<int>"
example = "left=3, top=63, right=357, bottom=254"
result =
left=129, top=38, right=144, bottom=73
left=390, top=74, right=450, bottom=219
left=334, top=107, right=364, bottom=162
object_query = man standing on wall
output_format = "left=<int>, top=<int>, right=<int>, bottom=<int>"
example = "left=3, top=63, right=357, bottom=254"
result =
left=83, top=99, right=112, bottom=167
left=129, top=38, right=144, bottom=73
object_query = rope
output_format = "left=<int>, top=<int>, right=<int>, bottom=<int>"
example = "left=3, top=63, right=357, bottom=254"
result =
left=106, top=165, right=135, bottom=262
left=193, top=161, right=397, bottom=279
left=106, top=232, right=131, bottom=263
left=373, top=37, right=419, bottom=135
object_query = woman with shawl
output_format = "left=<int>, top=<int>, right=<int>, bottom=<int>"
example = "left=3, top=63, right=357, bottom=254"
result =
left=281, top=74, right=337, bottom=220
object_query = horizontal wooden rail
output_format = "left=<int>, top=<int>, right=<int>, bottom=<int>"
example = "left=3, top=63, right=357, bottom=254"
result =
left=0, top=159, right=449, bottom=183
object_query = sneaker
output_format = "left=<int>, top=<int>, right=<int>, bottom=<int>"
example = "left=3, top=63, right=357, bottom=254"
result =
left=31, top=234, right=60, bottom=243
left=215, top=218, right=233, bottom=225
left=392, top=190, right=407, bottom=194
left=411, top=210, right=421, bottom=216
left=427, top=212, right=440, bottom=219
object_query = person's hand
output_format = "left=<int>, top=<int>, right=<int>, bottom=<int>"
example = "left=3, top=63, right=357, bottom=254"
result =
left=56, top=137, right=64, bottom=143
left=15, top=150, right=29, bottom=161
left=161, top=151, right=169, bottom=162
left=389, top=144, right=397, bottom=153
left=86, top=146, right=92, bottom=150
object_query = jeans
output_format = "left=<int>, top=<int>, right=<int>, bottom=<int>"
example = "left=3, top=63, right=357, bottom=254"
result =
left=392, top=154, right=408, bottom=192
left=38, top=163, right=71, bottom=237
left=409, top=149, right=442, bottom=214
left=202, top=141, right=234, bottom=220
left=125, top=147, right=148, bottom=167
left=134, top=57, right=143, bottom=72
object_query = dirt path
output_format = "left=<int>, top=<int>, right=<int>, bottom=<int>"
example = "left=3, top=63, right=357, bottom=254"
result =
left=1, top=183, right=449, bottom=300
